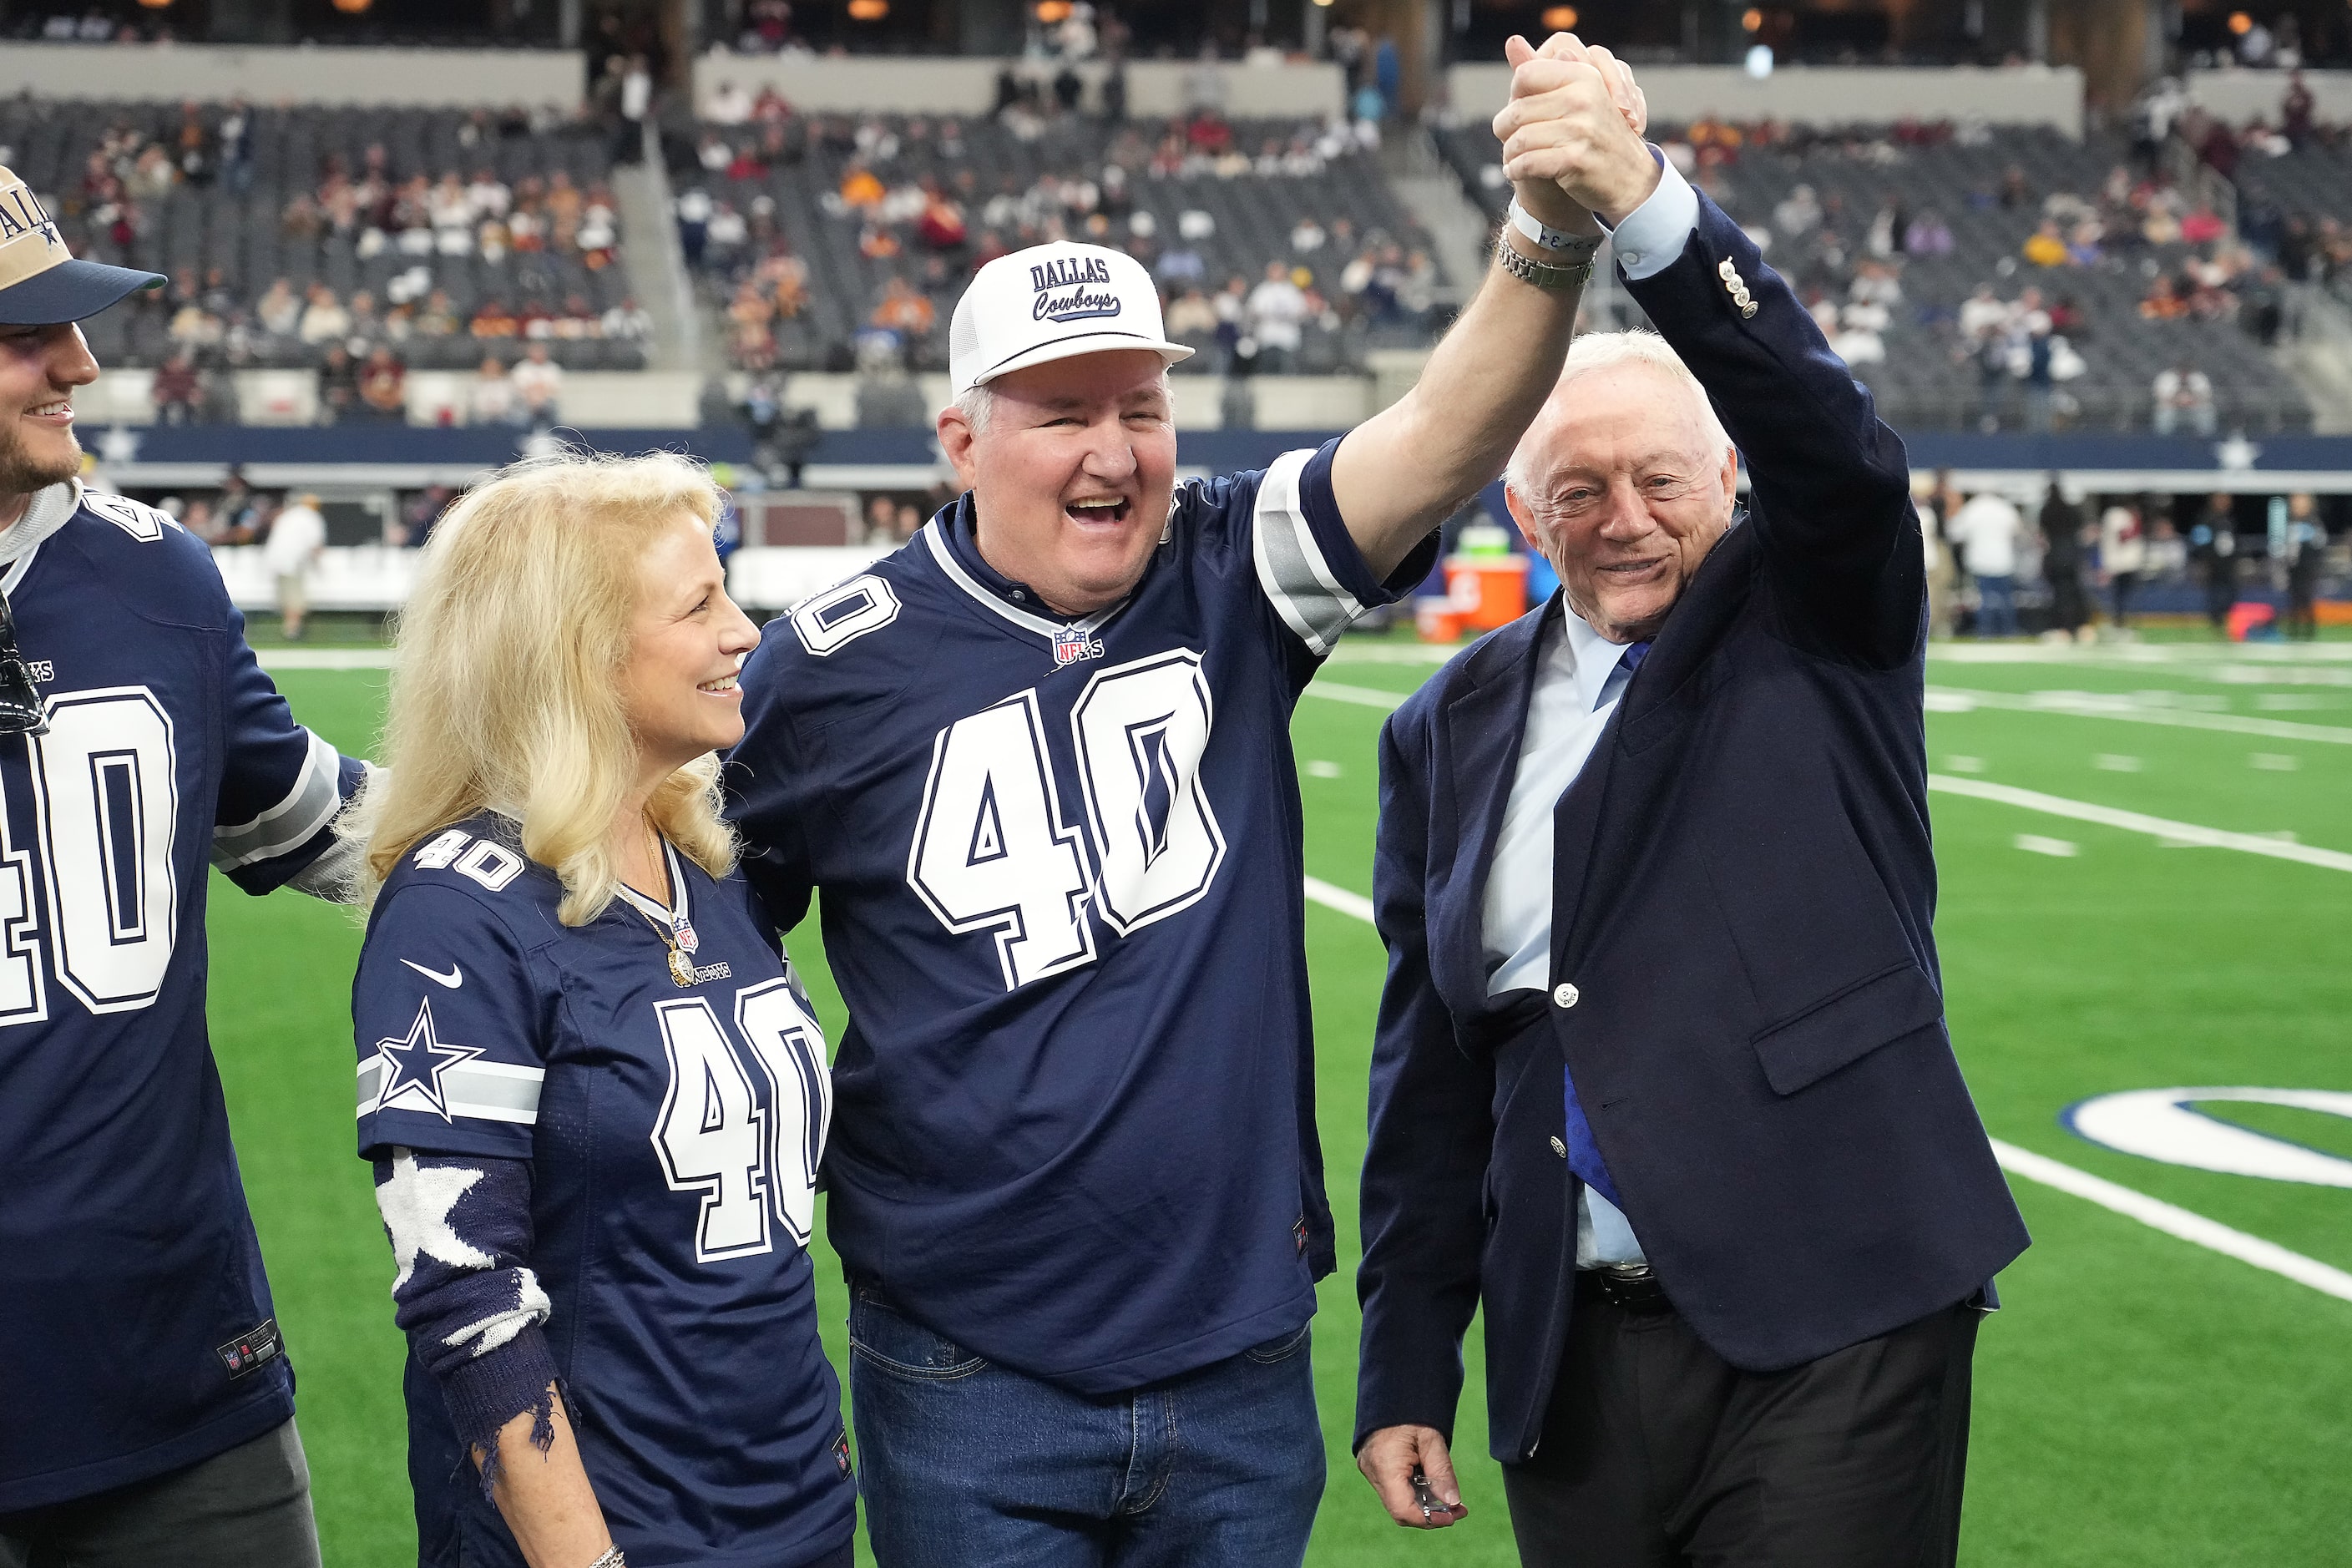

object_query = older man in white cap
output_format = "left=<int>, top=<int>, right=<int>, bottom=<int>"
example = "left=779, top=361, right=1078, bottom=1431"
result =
left=0, top=166, right=364, bottom=1565
left=726, top=37, right=1639, bottom=1566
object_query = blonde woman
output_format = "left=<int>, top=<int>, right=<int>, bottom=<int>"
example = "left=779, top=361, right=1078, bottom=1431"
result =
left=349, top=453, right=854, bottom=1568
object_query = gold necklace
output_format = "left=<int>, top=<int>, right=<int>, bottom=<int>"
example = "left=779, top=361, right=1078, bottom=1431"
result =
left=628, top=817, right=699, bottom=987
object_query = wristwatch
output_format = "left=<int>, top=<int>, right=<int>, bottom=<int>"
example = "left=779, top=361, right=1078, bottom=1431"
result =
left=1499, top=199, right=1600, bottom=291
left=1496, top=230, right=1595, bottom=291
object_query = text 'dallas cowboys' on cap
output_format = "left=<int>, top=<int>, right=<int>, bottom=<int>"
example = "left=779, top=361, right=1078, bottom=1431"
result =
left=0, top=166, right=164, bottom=326
left=948, top=240, right=1194, bottom=397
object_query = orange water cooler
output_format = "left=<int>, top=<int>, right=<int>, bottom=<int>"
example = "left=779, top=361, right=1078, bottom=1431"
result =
left=1418, top=553, right=1530, bottom=641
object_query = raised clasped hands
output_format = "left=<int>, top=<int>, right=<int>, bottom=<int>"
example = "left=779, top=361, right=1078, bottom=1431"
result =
left=1492, top=32, right=1660, bottom=235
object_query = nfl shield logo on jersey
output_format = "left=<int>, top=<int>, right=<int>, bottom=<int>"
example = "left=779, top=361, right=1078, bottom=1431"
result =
left=1051, top=626, right=1103, bottom=667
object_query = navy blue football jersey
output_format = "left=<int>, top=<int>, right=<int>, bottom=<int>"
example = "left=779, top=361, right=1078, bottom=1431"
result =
left=0, top=484, right=364, bottom=1510
left=354, top=813, right=855, bottom=1568
left=726, top=440, right=1431, bottom=1393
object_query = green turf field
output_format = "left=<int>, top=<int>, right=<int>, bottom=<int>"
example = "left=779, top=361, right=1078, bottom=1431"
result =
left=214, top=632, right=2352, bottom=1567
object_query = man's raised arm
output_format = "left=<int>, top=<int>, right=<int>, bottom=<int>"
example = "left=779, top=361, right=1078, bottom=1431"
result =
left=1609, top=164, right=1921, bottom=663
left=1331, top=35, right=1653, bottom=579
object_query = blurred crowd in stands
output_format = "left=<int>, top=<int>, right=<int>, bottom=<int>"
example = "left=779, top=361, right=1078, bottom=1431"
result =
left=1552, top=93, right=2352, bottom=434
left=680, top=71, right=1433, bottom=379
left=19, top=97, right=654, bottom=424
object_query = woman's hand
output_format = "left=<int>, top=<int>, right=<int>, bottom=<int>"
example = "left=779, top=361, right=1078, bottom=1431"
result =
left=483, top=1386, right=616, bottom=1568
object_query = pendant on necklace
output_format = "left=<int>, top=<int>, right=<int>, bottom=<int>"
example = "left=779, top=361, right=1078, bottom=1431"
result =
left=668, top=947, right=697, bottom=987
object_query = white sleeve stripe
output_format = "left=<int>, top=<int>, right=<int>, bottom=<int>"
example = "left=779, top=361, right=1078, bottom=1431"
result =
left=1252, top=448, right=1368, bottom=657
left=214, top=729, right=346, bottom=868
left=357, top=1055, right=545, bottom=1124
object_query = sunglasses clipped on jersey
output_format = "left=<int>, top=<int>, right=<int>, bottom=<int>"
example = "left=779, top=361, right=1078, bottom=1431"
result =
left=0, top=593, right=47, bottom=735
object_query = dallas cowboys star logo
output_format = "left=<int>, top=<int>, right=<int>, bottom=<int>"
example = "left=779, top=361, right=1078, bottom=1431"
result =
left=375, top=997, right=483, bottom=1121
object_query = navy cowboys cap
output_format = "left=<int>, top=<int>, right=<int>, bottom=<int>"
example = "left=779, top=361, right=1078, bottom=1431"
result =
left=0, top=165, right=164, bottom=326
left=948, top=240, right=1192, bottom=396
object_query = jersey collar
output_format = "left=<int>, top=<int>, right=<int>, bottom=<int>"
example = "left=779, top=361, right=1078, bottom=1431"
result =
left=923, top=493, right=1130, bottom=643
left=0, top=477, right=80, bottom=595
left=612, top=837, right=693, bottom=929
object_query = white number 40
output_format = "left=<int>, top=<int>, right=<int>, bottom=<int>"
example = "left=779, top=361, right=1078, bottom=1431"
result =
left=0, top=687, right=182, bottom=1026
left=650, top=979, right=832, bottom=1262
left=908, top=651, right=1226, bottom=992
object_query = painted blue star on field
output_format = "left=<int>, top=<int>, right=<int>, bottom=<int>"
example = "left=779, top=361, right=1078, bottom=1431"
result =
left=375, top=997, right=483, bottom=1121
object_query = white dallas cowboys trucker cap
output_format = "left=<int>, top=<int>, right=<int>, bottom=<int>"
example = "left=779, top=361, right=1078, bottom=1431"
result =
left=0, top=165, right=162, bottom=326
left=948, top=240, right=1192, bottom=396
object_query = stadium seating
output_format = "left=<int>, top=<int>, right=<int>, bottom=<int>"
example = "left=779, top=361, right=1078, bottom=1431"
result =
left=1435, top=119, right=2326, bottom=435
left=667, top=109, right=1448, bottom=375
left=1, top=99, right=648, bottom=375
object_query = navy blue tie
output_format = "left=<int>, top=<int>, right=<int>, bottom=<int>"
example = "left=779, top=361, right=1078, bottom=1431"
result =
left=1594, top=640, right=1651, bottom=711
left=1562, top=1069, right=1621, bottom=1210
left=1565, top=640, right=1649, bottom=1209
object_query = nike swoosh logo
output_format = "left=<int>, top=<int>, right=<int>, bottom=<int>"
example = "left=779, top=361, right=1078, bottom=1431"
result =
left=402, top=959, right=463, bottom=989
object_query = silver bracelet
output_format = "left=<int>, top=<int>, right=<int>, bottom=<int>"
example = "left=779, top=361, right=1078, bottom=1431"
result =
left=1495, top=232, right=1594, bottom=292
left=584, top=1549, right=625, bottom=1568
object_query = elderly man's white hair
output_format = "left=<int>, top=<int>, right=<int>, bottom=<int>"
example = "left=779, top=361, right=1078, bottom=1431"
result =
left=1504, top=329, right=1732, bottom=502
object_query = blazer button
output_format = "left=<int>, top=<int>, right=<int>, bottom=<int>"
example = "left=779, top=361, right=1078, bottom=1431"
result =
left=1552, top=982, right=1581, bottom=1009
left=1550, top=1136, right=1568, bottom=1158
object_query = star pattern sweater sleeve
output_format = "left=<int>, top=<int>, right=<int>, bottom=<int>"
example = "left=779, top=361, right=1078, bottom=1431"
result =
left=374, top=1146, right=560, bottom=1488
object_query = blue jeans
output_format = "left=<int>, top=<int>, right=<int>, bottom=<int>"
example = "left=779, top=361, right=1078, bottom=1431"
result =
left=847, top=1287, right=1324, bottom=1568
left=1974, top=574, right=2018, bottom=637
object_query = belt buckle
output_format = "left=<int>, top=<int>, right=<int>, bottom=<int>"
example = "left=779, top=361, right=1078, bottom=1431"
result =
left=1598, top=1263, right=1671, bottom=1315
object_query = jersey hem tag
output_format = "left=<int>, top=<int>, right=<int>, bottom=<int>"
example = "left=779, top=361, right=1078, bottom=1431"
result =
left=216, top=1318, right=284, bottom=1379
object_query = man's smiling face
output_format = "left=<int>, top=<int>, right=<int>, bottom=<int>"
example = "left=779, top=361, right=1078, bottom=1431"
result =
left=0, top=321, right=99, bottom=504
left=938, top=348, right=1178, bottom=620
left=1505, top=361, right=1738, bottom=645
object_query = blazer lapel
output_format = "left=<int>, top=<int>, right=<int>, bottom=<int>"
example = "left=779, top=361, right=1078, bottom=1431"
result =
left=1550, top=516, right=1755, bottom=977
left=1547, top=707, right=1619, bottom=984
left=1433, top=602, right=1554, bottom=1008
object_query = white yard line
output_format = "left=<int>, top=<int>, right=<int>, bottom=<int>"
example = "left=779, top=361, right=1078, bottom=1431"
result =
left=1302, top=876, right=1378, bottom=923
left=1927, top=775, right=2352, bottom=873
left=1990, top=1141, right=2352, bottom=1305
left=1308, top=680, right=1412, bottom=711
left=1302, top=861, right=2352, bottom=1307
left=1303, top=685, right=2351, bottom=868
left=1930, top=642, right=2352, bottom=666
left=1927, top=685, right=2352, bottom=745
left=255, top=648, right=397, bottom=670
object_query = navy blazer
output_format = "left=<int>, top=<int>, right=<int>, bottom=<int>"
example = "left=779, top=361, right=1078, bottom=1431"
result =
left=1354, top=193, right=2030, bottom=1465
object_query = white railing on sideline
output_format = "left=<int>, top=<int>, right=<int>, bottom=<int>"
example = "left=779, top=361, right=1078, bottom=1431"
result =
left=692, top=53, right=1345, bottom=119
left=2188, top=68, right=2352, bottom=128
left=0, top=45, right=586, bottom=107
left=1447, top=62, right=2087, bottom=137
left=87, top=370, right=1393, bottom=432
left=212, top=544, right=888, bottom=615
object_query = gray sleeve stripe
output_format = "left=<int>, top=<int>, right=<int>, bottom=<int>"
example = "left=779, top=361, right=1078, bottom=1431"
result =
left=281, top=831, right=363, bottom=903
left=1251, top=447, right=1367, bottom=657
left=215, top=730, right=346, bottom=869
left=357, top=1056, right=544, bottom=1125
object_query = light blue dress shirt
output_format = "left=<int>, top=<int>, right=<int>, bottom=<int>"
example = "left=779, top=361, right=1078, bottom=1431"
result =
left=1480, top=609, right=1648, bottom=1267
left=1601, top=152, right=1702, bottom=283
left=1478, top=153, right=1701, bottom=1267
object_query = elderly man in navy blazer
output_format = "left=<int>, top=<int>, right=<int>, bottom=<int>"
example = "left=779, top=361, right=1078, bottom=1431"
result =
left=1351, top=45, right=2031, bottom=1568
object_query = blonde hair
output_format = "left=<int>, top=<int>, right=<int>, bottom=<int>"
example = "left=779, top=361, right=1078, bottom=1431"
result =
left=354, top=449, right=737, bottom=926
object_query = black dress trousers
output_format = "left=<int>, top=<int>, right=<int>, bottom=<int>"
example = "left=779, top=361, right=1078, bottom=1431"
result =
left=1502, top=1279, right=1983, bottom=1568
